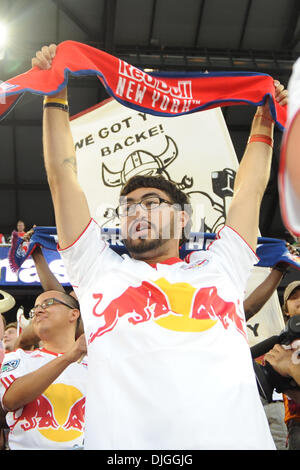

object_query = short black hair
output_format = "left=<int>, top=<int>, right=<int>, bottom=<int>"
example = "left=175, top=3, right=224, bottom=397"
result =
left=61, top=292, right=80, bottom=310
left=120, top=175, right=192, bottom=245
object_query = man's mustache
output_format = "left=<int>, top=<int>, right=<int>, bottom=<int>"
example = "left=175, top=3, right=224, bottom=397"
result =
left=127, top=218, right=158, bottom=239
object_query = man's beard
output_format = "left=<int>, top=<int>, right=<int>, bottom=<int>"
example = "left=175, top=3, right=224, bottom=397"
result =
left=122, top=214, right=179, bottom=257
left=123, top=234, right=169, bottom=256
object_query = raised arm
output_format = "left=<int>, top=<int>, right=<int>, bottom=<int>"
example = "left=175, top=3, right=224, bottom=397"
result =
left=22, top=225, right=66, bottom=292
left=32, top=245, right=65, bottom=292
left=243, top=266, right=286, bottom=321
left=244, top=241, right=296, bottom=320
left=32, top=44, right=91, bottom=249
left=226, top=82, right=288, bottom=251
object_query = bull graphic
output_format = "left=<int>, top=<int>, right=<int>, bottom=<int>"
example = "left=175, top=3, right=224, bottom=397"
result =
left=100, top=135, right=236, bottom=232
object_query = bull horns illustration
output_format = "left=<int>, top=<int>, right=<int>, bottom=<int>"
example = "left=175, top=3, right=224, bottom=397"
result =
left=102, top=135, right=178, bottom=187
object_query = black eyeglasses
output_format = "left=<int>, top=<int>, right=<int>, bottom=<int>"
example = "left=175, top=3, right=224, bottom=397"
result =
left=29, top=297, right=75, bottom=319
left=116, top=195, right=173, bottom=218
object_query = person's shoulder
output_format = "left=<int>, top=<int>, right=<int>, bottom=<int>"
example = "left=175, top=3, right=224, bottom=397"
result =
left=2, top=348, right=25, bottom=360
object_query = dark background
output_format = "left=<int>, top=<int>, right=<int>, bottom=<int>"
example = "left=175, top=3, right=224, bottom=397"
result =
left=0, top=0, right=299, bottom=323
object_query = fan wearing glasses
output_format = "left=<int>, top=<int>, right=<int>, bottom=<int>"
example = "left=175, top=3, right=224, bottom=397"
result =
left=0, top=290, right=87, bottom=450
left=33, top=43, right=288, bottom=450
left=116, top=184, right=192, bottom=260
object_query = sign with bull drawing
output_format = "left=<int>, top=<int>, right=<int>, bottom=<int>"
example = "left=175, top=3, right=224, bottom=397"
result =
left=70, top=98, right=237, bottom=234
left=70, top=97, right=284, bottom=346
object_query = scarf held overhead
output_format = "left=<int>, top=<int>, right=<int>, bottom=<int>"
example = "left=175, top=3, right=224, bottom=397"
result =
left=8, top=226, right=300, bottom=273
left=0, top=40, right=286, bottom=129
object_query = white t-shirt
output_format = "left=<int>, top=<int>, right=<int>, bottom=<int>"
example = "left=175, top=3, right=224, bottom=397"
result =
left=0, top=348, right=87, bottom=450
left=60, top=219, right=275, bottom=450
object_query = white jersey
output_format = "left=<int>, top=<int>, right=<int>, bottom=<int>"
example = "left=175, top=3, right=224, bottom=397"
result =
left=0, top=348, right=87, bottom=450
left=279, top=57, right=300, bottom=235
left=60, top=219, right=275, bottom=450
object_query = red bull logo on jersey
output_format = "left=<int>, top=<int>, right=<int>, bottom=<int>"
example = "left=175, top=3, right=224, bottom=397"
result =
left=89, top=278, right=246, bottom=343
left=16, top=383, right=85, bottom=443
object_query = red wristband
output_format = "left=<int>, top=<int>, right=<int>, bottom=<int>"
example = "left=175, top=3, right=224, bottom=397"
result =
left=247, top=134, right=273, bottom=148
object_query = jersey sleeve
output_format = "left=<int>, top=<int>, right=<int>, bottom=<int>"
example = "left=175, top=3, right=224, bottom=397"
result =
left=188, top=225, right=258, bottom=295
left=0, top=349, right=29, bottom=408
left=58, top=218, right=122, bottom=289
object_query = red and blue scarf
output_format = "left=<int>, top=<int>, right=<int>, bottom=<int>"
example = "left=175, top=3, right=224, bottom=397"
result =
left=0, top=40, right=287, bottom=129
left=8, top=226, right=300, bottom=273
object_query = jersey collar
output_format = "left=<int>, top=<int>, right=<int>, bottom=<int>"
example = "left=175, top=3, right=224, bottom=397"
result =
left=149, top=257, right=182, bottom=268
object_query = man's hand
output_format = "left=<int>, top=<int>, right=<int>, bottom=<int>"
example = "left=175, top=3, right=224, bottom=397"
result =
left=274, top=80, right=288, bottom=107
left=256, top=80, right=288, bottom=120
left=32, top=44, right=67, bottom=101
left=64, top=334, right=87, bottom=364
left=264, top=344, right=294, bottom=377
left=226, top=79, right=288, bottom=251
left=32, top=44, right=57, bottom=70
left=22, top=225, right=36, bottom=242
left=265, top=343, right=300, bottom=401
left=35, top=42, right=91, bottom=249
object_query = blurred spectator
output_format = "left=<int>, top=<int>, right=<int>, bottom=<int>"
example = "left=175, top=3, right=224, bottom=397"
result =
left=0, top=404, right=7, bottom=450
left=243, top=248, right=299, bottom=451
left=0, top=289, right=17, bottom=359
left=16, top=220, right=26, bottom=237
left=0, top=317, right=9, bottom=449
left=0, top=290, right=87, bottom=450
left=256, top=280, right=300, bottom=450
left=282, top=281, right=300, bottom=322
left=8, top=220, right=26, bottom=244
left=244, top=262, right=289, bottom=450
left=3, top=323, right=18, bottom=352
left=0, top=314, right=4, bottom=367
left=280, top=281, right=300, bottom=450
left=265, top=344, right=300, bottom=390
left=0, top=314, right=4, bottom=343
left=0, top=233, right=6, bottom=245
left=0, top=313, right=7, bottom=450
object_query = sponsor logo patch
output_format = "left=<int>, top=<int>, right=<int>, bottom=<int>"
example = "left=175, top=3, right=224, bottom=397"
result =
left=1, top=359, right=20, bottom=373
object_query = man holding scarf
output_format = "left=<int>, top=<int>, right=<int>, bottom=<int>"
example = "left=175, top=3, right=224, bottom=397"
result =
left=32, top=43, right=288, bottom=450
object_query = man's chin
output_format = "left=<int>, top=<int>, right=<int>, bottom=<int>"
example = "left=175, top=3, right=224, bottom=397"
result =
left=123, top=236, right=167, bottom=256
